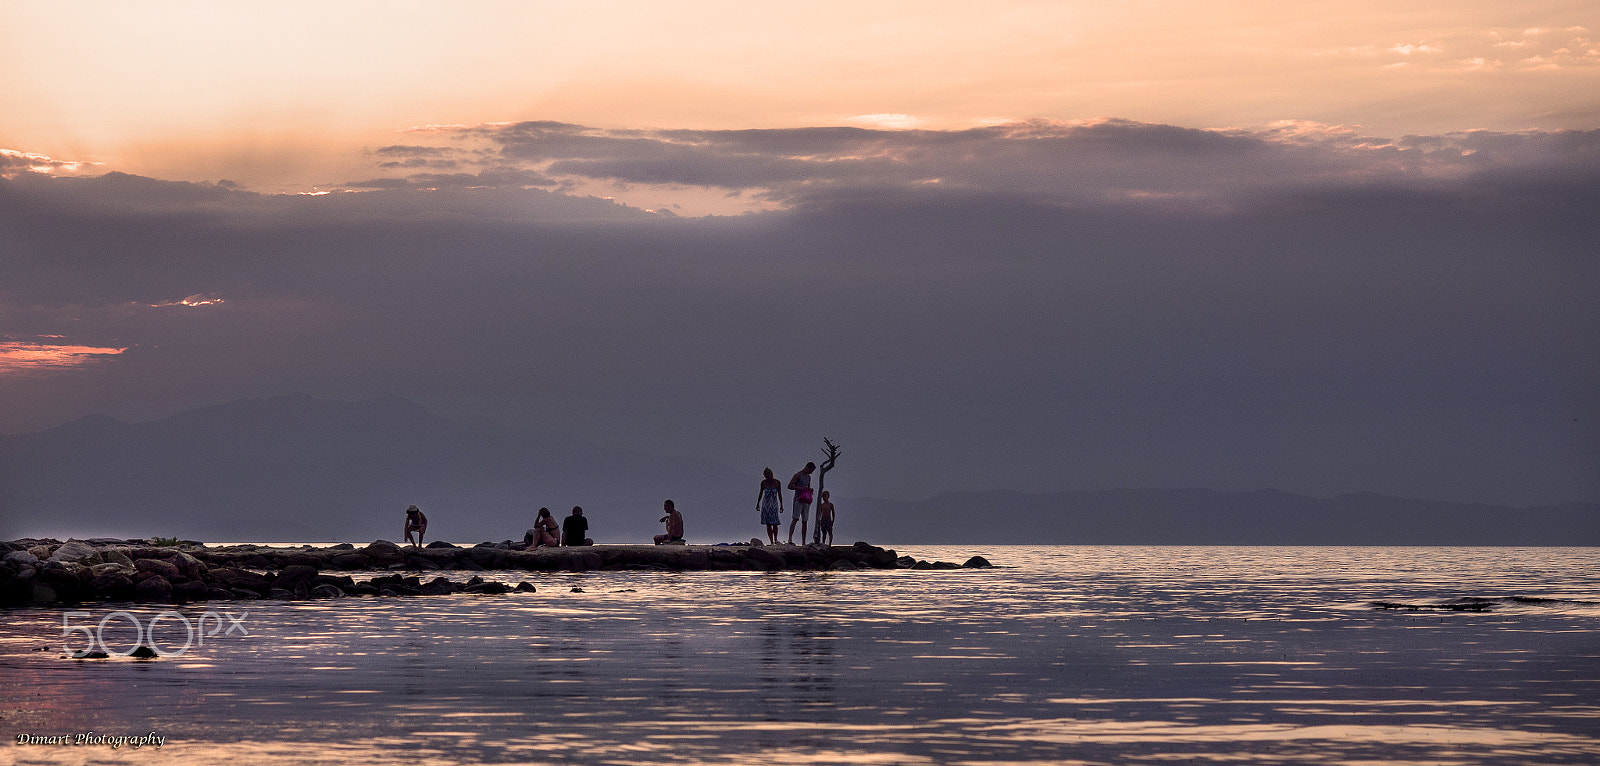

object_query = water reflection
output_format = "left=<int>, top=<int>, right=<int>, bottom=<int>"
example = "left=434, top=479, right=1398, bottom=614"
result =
left=2, top=546, right=1598, bottom=765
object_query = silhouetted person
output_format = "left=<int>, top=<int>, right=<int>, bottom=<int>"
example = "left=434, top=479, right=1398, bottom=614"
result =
left=655, top=499, right=686, bottom=544
left=403, top=505, right=428, bottom=548
left=816, top=491, right=835, bottom=546
left=757, top=467, right=784, bottom=545
left=787, top=462, right=816, bottom=544
left=530, top=507, right=560, bottom=548
left=562, top=506, right=592, bottom=546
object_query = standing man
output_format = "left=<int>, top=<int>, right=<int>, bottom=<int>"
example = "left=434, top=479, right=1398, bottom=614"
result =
left=562, top=506, right=593, bottom=546
left=787, top=462, right=816, bottom=544
left=654, top=500, right=686, bottom=544
left=403, top=505, right=428, bottom=548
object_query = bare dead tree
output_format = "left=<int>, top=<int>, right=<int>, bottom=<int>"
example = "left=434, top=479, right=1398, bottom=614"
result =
left=812, top=437, right=841, bottom=543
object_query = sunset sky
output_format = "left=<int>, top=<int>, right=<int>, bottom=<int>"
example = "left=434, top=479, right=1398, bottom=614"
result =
left=3, top=1, right=1597, bottom=507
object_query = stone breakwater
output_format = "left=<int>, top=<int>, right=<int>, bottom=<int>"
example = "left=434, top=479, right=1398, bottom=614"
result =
left=0, top=538, right=993, bottom=606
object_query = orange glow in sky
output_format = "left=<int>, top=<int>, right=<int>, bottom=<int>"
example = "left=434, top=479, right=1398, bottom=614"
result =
left=0, top=342, right=127, bottom=375
left=2, top=1, right=1596, bottom=192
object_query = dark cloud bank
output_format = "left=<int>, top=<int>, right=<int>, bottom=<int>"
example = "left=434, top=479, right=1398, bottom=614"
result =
left=2, top=119, right=1597, bottom=541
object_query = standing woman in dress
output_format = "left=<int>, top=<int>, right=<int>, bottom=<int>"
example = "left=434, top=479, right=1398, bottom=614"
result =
left=757, top=468, right=784, bottom=545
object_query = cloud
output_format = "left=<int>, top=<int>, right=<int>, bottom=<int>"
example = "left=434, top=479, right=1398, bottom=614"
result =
left=1, top=118, right=1596, bottom=506
left=0, top=341, right=125, bottom=376
left=361, top=119, right=1600, bottom=216
left=0, top=148, right=95, bottom=178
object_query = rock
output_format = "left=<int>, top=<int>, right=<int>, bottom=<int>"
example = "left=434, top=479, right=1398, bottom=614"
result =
left=228, top=588, right=262, bottom=600
left=930, top=561, right=962, bottom=570
left=405, top=556, right=440, bottom=571
left=346, top=584, right=379, bottom=596
left=209, top=567, right=270, bottom=592
left=207, top=588, right=237, bottom=600
left=169, top=551, right=208, bottom=578
left=750, top=538, right=764, bottom=546
left=467, top=546, right=505, bottom=567
left=28, top=545, right=53, bottom=560
left=514, top=582, right=536, bottom=592
left=30, top=583, right=58, bottom=603
left=134, top=575, right=174, bottom=602
left=310, top=584, right=345, bottom=598
left=743, top=547, right=785, bottom=570
left=418, top=579, right=458, bottom=595
left=465, top=582, right=509, bottom=594
left=331, top=553, right=373, bottom=570
left=895, top=556, right=918, bottom=569
left=329, top=543, right=355, bottom=550
left=828, top=559, right=858, bottom=570
left=962, top=556, right=993, bottom=568
left=88, top=572, right=136, bottom=599
left=267, top=588, right=296, bottom=600
left=275, top=564, right=319, bottom=586
left=134, top=558, right=183, bottom=581
left=129, top=645, right=158, bottom=659
left=102, top=549, right=135, bottom=567
left=362, top=541, right=405, bottom=565
left=49, top=541, right=100, bottom=563
left=174, top=580, right=211, bottom=600
left=458, top=558, right=485, bottom=571
left=425, top=541, right=457, bottom=548
left=72, top=649, right=110, bottom=659
left=911, top=560, right=933, bottom=570
left=4, top=550, right=40, bottom=567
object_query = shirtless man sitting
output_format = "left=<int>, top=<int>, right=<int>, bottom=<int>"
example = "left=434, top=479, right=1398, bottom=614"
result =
left=654, top=500, right=686, bottom=545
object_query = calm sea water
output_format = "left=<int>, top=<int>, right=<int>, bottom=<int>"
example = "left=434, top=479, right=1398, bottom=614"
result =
left=3, top=545, right=1599, bottom=765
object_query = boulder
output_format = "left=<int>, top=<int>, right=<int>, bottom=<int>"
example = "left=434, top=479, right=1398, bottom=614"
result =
left=275, top=564, right=319, bottom=586
left=310, top=584, right=346, bottom=598
left=228, top=588, right=263, bottom=600
left=49, top=541, right=101, bottom=564
left=207, top=588, right=237, bottom=600
left=895, top=556, right=918, bottom=569
left=266, top=588, right=296, bottom=600
left=828, top=559, right=858, bottom=570
left=962, top=556, right=993, bottom=568
left=362, top=541, right=405, bottom=565
left=169, top=552, right=208, bottom=578
left=30, top=582, right=58, bottom=603
left=134, top=558, right=183, bottom=581
left=425, top=541, right=458, bottom=548
left=744, top=547, right=786, bottom=571
left=174, top=580, right=211, bottom=600
left=28, top=545, right=53, bottom=560
left=4, top=550, right=40, bottom=568
left=405, top=556, right=440, bottom=571
left=102, top=550, right=135, bottom=567
left=513, top=582, right=536, bottom=593
left=134, top=575, right=174, bottom=602
left=465, top=582, right=509, bottom=594
left=331, top=553, right=374, bottom=570
left=88, top=572, right=136, bottom=599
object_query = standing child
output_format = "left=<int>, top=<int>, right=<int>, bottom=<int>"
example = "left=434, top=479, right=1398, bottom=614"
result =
left=815, top=491, right=835, bottom=546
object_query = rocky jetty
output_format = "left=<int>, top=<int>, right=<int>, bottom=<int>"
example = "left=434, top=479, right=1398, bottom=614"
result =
left=0, top=538, right=993, bottom=606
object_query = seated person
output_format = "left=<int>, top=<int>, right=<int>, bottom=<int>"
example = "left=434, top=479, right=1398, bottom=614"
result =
left=532, top=507, right=561, bottom=548
left=562, top=506, right=593, bottom=546
left=653, top=500, right=686, bottom=544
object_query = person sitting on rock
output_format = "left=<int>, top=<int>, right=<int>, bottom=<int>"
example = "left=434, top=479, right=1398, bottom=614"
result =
left=654, top=500, right=686, bottom=545
left=531, top=507, right=561, bottom=548
left=403, top=505, right=428, bottom=548
left=561, top=506, right=593, bottom=546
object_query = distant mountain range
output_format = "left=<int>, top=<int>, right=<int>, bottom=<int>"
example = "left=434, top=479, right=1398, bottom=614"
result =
left=2, top=395, right=1594, bottom=545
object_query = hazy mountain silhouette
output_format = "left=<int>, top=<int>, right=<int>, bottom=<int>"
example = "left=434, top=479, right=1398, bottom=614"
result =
left=2, top=395, right=1593, bottom=545
left=0, top=395, right=749, bottom=542
left=842, top=489, right=1599, bottom=546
